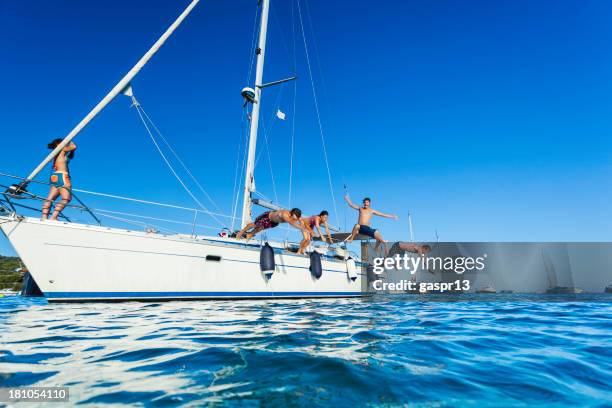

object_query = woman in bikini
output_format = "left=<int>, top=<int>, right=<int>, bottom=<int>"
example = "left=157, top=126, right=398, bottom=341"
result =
left=297, top=210, right=333, bottom=255
left=42, top=139, right=77, bottom=220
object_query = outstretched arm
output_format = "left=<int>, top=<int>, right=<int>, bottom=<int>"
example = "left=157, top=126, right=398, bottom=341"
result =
left=313, top=219, right=325, bottom=242
left=344, top=194, right=360, bottom=210
left=323, top=221, right=333, bottom=243
left=372, top=209, right=399, bottom=220
left=314, top=219, right=332, bottom=243
left=284, top=214, right=308, bottom=233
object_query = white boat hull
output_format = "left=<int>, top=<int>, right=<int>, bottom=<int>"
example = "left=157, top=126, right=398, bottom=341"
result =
left=0, top=216, right=364, bottom=302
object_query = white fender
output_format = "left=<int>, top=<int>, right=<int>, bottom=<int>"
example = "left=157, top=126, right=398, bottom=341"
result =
left=346, top=257, right=358, bottom=281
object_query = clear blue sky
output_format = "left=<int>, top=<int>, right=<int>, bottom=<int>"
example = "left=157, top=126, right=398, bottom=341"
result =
left=1, top=0, right=611, bottom=256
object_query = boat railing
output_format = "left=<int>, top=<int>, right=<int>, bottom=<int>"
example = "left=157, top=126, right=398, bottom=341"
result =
left=1, top=174, right=98, bottom=225
left=0, top=171, right=235, bottom=238
left=0, top=172, right=360, bottom=261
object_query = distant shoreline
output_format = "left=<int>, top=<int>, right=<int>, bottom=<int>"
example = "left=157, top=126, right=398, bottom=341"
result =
left=0, top=255, right=22, bottom=291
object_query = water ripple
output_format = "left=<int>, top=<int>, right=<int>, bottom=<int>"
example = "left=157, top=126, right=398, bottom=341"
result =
left=0, top=294, right=610, bottom=406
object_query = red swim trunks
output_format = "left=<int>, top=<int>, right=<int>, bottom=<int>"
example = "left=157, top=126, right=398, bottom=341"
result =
left=254, top=212, right=279, bottom=230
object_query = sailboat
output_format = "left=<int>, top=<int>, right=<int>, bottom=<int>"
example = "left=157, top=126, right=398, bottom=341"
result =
left=0, top=0, right=365, bottom=302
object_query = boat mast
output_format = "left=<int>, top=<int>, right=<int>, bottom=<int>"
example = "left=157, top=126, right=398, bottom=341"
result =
left=241, top=0, right=271, bottom=228
left=21, top=0, right=200, bottom=187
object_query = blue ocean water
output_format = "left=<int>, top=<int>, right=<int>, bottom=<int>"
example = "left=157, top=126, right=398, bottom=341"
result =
left=0, top=294, right=610, bottom=406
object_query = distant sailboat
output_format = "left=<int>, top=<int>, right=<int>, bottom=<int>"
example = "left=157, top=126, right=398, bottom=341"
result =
left=475, top=284, right=496, bottom=294
left=0, top=0, right=365, bottom=301
left=542, top=248, right=584, bottom=294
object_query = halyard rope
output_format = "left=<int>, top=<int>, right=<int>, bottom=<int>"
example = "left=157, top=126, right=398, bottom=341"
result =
left=131, top=96, right=225, bottom=228
left=296, top=0, right=339, bottom=224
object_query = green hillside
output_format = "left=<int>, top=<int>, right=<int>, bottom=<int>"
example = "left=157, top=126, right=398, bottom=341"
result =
left=0, top=255, right=22, bottom=291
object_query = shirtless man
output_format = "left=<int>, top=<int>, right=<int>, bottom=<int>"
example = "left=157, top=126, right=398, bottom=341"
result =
left=388, top=242, right=432, bottom=257
left=388, top=242, right=434, bottom=274
left=344, top=195, right=398, bottom=254
left=236, top=208, right=306, bottom=240
left=297, top=210, right=333, bottom=255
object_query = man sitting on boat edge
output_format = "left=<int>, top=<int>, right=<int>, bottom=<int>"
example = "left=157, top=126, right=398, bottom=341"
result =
left=236, top=208, right=307, bottom=240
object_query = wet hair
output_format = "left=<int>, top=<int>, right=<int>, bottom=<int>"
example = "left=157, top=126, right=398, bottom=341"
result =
left=290, top=208, right=302, bottom=218
left=47, top=138, right=62, bottom=149
left=362, top=197, right=371, bottom=203
left=319, top=210, right=329, bottom=217
left=48, top=138, right=75, bottom=159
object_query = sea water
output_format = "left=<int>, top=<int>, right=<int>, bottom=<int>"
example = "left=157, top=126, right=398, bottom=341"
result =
left=1, top=294, right=610, bottom=406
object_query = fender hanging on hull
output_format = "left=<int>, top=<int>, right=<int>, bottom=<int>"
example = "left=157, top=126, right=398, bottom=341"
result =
left=260, top=242, right=275, bottom=279
left=310, top=251, right=322, bottom=279
left=346, top=257, right=358, bottom=281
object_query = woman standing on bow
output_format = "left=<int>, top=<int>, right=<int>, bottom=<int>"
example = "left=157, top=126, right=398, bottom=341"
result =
left=42, top=138, right=77, bottom=221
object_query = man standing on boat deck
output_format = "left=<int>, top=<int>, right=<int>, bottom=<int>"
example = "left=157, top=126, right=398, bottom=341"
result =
left=236, top=208, right=307, bottom=240
left=344, top=195, right=398, bottom=255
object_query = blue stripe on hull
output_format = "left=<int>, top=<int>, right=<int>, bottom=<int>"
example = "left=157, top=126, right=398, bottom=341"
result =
left=46, top=291, right=363, bottom=299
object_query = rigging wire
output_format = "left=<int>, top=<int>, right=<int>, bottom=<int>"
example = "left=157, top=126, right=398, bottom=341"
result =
left=285, top=0, right=298, bottom=240
left=296, top=0, right=339, bottom=225
left=93, top=208, right=221, bottom=232
left=68, top=187, right=235, bottom=219
left=230, top=1, right=264, bottom=230
left=303, top=0, right=331, bottom=111
left=254, top=82, right=285, bottom=168
left=95, top=212, right=179, bottom=235
left=258, top=114, right=279, bottom=204
left=230, top=108, right=250, bottom=231
left=271, top=0, right=294, bottom=75
left=231, top=106, right=248, bottom=231
left=229, top=114, right=244, bottom=230
left=246, top=2, right=261, bottom=84
left=137, top=106, right=224, bottom=215
left=287, top=92, right=297, bottom=210
left=130, top=97, right=225, bottom=227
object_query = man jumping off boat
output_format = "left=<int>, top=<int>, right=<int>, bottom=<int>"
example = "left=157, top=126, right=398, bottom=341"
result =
left=42, top=139, right=77, bottom=221
left=344, top=195, right=398, bottom=255
left=387, top=242, right=435, bottom=274
left=297, top=210, right=333, bottom=255
left=388, top=242, right=432, bottom=257
left=236, top=208, right=307, bottom=240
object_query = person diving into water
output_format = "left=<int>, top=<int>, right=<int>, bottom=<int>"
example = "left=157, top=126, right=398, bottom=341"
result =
left=387, top=242, right=435, bottom=274
left=297, top=210, right=333, bottom=255
left=387, top=242, right=432, bottom=257
left=236, top=208, right=307, bottom=240
left=344, top=194, right=398, bottom=255
left=42, top=139, right=77, bottom=221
